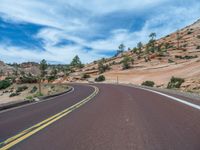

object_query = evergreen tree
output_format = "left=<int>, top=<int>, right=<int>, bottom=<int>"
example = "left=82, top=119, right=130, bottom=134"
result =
left=40, top=59, right=48, bottom=77
left=70, top=55, right=84, bottom=68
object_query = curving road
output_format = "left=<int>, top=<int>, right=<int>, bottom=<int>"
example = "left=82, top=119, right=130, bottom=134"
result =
left=0, top=84, right=200, bottom=150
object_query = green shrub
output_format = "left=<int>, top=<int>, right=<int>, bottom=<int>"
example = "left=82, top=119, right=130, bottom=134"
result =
left=9, top=92, right=20, bottom=97
left=168, top=59, right=174, bottom=63
left=51, top=85, right=55, bottom=89
left=5, top=76, right=16, bottom=82
left=82, top=73, right=91, bottom=79
left=98, top=62, right=110, bottom=74
left=47, top=75, right=57, bottom=82
left=121, top=56, right=134, bottom=70
left=33, top=92, right=43, bottom=98
left=26, top=96, right=33, bottom=100
left=0, top=80, right=12, bottom=90
left=95, top=75, right=105, bottom=82
left=175, top=55, right=198, bottom=59
left=30, top=86, right=38, bottom=93
left=141, top=81, right=155, bottom=87
left=19, top=76, right=37, bottom=83
left=167, top=77, right=185, bottom=89
left=16, top=86, right=28, bottom=93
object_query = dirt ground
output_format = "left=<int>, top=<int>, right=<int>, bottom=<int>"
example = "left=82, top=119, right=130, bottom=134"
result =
left=0, top=83, right=69, bottom=105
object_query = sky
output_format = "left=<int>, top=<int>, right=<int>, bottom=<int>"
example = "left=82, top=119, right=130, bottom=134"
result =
left=0, top=0, right=200, bottom=64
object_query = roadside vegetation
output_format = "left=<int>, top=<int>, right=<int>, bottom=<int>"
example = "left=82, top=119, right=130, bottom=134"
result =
left=141, top=81, right=155, bottom=87
left=95, top=75, right=105, bottom=82
left=167, top=77, right=185, bottom=89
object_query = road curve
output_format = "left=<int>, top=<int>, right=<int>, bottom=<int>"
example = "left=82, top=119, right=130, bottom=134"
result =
left=0, top=84, right=94, bottom=143
left=1, top=84, right=200, bottom=150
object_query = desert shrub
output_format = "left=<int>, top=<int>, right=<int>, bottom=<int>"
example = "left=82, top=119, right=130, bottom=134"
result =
left=26, top=96, right=33, bottom=100
left=82, top=73, right=90, bottom=79
left=19, top=76, right=37, bottom=84
left=9, top=92, right=20, bottom=97
left=175, top=55, right=198, bottom=59
left=121, top=56, right=134, bottom=70
left=168, top=59, right=174, bottom=63
left=183, top=44, right=187, bottom=48
left=0, top=80, right=12, bottom=90
left=98, top=62, right=110, bottom=74
left=187, top=31, right=193, bottom=34
left=33, top=92, right=43, bottom=98
left=141, top=81, right=155, bottom=87
left=16, top=86, right=28, bottom=93
left=50, top=85, right=55, bottom=89
left=167, top=77, right=184, bottom=89
left=30, top=86, right=38, bottom=93
left=47, top=75, right=57, bottom=82
left=196, top=46, right=200, bottom=49
left=5, top=76, right=16, bottom=82
left=197, top=35, right=200, bottom=39
left=112, top=61, right=116, bottom=65
left=95, top=75, right=105, bottom=82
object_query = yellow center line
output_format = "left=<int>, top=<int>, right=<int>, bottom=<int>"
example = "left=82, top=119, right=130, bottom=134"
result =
left=0, top=85, right=99, bottom=150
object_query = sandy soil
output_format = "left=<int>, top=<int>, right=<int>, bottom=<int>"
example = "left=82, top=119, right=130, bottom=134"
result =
left=0, top=84, right=69, bottom=105
left=103, top=58, right=200, bottom=86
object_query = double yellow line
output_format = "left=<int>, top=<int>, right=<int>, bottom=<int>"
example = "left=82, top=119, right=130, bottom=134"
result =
left=0, top=85, right=99, bottom=150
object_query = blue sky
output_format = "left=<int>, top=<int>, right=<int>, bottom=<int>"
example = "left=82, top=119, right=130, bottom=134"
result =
left=0, top=0, right=200, bottom=64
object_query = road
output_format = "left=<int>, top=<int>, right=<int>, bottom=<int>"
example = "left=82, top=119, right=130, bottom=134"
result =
left=0, top=84, right=200, bottom=150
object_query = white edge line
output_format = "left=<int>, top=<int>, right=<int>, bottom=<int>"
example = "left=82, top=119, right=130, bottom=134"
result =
left=0, top=87, right=75, bottom=114
left=135, top=86, right=200, bottom=111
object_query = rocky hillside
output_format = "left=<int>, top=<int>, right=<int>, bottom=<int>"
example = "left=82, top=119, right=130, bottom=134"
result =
left=0, top=61, right=40, bottom=79
left=76, top=19, right=200, bottom=93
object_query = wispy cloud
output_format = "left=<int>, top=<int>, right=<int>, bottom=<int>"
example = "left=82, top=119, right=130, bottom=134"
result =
left=0, top=0, right=200, bottom=63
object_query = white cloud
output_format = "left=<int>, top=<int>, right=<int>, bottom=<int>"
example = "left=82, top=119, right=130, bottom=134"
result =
left=0, top=0, right=200, bottom=63
left=0, top=43, right=107, bottom=64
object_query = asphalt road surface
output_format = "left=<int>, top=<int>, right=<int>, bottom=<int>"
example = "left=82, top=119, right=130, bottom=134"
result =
left=0, top=84, right=200, bottom=150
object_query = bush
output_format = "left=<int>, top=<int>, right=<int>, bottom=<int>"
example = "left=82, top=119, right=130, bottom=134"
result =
left=33, top=92, right=43, bottom=98
left=26, top=96, right=33, bottom=100
left=168, top=59, right=174, bottom=63
left=0, top=80, right=12, bottom=90
left=197, top=35, right=200, bottom=39
left=16, top=86, right=28, bottom=93
left=141, top=81, right=155, bottom=87
left=167, top=77, right=185, bottom=89
left=9, top=92, right=20, bottom=97
left=19, top=76, right=37, bottom=84
left=196, top=46, right=200, bottom=49
left=175, top=55, right=198, bottom=59
left=121, top=56, right=134, bottom=70
left=98, top=62, right=110, bottom=74
left=82, top=73, right=91, bottom=79
left=30, top=86, right=38, bottom=93
left=187, top=31, right=193, bottom=34
left=95, top=75, right=105, bottom=82
left=5, top=76, right=16, bottom=82
left=47, top=75, right=57, bottom=82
